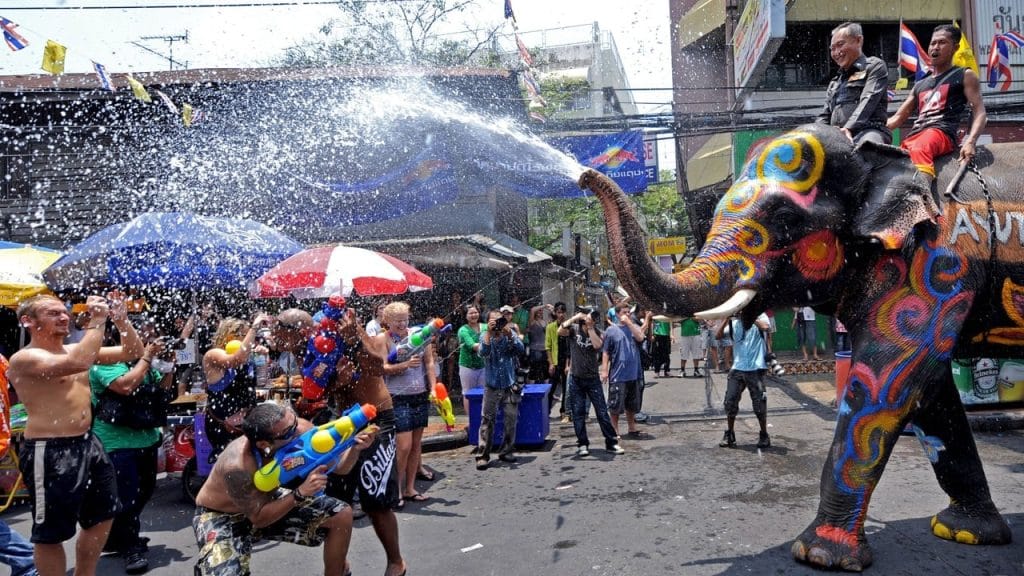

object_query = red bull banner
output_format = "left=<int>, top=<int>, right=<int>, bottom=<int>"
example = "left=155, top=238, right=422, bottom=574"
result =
left=550, top=130, right=648, bottom=196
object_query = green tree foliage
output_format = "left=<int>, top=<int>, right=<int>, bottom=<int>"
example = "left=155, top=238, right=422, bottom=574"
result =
left=528, top=171, right=693, bottom=255
left=276, top=0, right=503, bottom=67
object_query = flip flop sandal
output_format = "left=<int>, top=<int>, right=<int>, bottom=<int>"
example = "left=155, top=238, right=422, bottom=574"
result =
left=404, top=493, right=429, bottom=502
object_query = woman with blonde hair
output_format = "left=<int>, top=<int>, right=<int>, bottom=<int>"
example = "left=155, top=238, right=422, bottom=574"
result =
left=202, top=312, right=271, bottom=459
left=379, top=302, right=436, bottom=507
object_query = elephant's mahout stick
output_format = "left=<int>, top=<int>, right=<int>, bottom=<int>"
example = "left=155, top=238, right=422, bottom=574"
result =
left=944, top=161, right=971, bottom=204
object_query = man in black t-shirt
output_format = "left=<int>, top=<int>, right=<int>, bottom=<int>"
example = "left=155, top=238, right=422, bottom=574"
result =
left=557, top=309, right=624, bottom=456
left=887, top=24, right=987, bottom=181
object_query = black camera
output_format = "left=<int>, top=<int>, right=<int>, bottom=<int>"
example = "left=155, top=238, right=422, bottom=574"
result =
left=577, top=307, right=601, bottom=324
left=494, top=316, right=509, bottom=331
left=157, top=336, right=187, bottom=350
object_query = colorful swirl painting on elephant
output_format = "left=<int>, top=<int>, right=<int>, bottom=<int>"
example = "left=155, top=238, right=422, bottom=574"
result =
left=579, top=122, right=1019, bottom=571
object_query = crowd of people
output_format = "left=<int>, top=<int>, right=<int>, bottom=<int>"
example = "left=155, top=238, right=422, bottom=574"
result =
left=0, top=20, right=992, bottom=576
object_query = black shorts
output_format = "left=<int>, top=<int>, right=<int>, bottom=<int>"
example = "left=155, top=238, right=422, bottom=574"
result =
left=326, top=409, right=400, bottom=511
left=607, top=379, right=642, bottom=414
left=392, top=392, right=429, bottom=433
left=19, top=432, right=121, bottom=543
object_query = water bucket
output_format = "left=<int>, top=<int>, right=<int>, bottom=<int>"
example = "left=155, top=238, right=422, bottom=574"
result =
left=835, top=351, right=852, bottom=403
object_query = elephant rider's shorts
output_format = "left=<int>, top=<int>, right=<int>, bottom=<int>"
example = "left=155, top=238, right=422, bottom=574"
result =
left=723, top=369, right=767, bottom=418
left=193, top=492, right=348, bottom=576
left=900, top=127, right=954, bottom=178
left=18, top=431, right=121, bottom=543
left=607, top=379, right=642, bottom=415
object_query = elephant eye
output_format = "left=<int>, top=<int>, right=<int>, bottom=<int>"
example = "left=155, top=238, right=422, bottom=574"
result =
left=772, top=207, right=805, bottom=244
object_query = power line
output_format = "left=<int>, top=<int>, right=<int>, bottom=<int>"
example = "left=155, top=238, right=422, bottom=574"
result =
left=2, top=0, right=424, bottom=9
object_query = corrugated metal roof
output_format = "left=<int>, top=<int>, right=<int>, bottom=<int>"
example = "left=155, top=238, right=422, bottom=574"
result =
left=0, top=65, right=512, bottom=93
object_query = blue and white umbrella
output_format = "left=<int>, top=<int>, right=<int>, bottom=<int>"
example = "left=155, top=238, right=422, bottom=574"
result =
left=43, top=213, right=304, bottom=291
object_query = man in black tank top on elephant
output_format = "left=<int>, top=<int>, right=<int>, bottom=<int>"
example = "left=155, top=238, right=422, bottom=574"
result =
left=887, top=24, right=987, bottom=182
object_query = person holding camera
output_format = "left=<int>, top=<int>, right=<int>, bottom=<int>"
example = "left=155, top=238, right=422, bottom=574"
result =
left=90, top=317, right=179, bottom=573
left=475, top=309, right=526, bottom=470
left=557, top=308, right=624, bottom=457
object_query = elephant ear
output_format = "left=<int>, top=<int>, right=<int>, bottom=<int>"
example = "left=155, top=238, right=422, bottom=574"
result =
left=851, top=140, right=941, bottom=249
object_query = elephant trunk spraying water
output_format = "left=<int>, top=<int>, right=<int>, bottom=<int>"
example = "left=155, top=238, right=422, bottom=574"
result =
left=580, top=123, right=1016, bottom=572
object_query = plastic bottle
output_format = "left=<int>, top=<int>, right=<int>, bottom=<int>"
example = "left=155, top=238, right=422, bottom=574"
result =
left=253, top=350, right=271, bottom=388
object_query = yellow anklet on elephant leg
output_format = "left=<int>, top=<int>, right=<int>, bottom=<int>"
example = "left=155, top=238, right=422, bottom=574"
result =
left=931, top=516, right=980, bottom=544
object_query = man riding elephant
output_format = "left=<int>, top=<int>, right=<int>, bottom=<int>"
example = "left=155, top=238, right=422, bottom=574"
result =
left=887, top=24, right=987, bottom=183
left=579, top=121, right=1017, bottom=571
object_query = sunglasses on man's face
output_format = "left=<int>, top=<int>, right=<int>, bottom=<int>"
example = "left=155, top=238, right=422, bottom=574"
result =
left=273, top=417, right=299, bottom=442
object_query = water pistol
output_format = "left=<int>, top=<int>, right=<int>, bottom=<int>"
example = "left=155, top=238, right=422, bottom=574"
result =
left=301, top=294, right=357, bottom=401
left=387, top=318, right=452, bottom=364
left=253, top=403, right=378, bottom=493
left=430, top=382, right=455, bottom=431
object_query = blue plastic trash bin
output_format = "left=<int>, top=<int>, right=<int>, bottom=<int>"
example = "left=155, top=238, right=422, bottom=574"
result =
left=465, top=383, right=551, bottom=447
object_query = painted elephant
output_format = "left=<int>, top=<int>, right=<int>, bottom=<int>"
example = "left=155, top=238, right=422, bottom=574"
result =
left=579, top=122, right=1018, bottom=571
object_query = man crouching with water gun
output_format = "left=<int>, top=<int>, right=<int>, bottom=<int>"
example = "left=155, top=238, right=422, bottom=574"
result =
left=193, top=402, right=377, bottom=576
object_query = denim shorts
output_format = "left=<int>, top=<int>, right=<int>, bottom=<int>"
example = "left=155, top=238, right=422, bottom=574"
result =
left=391, top=391, right=430, bottom=432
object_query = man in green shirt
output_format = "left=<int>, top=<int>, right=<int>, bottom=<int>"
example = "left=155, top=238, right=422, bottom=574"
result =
left=90, top=322, right=177, bottom=574
left=651, top=318, right=673, bottom=377
left=678, top=318, right=704, bottom=378
left=545, top=302, right=569, bottom=422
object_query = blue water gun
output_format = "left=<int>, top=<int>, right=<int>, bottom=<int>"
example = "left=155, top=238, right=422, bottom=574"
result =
left=301, top=294, right=360, bottom=400
left=253, top=403, right=378, bottom=493
left=387, top=318, right=452, bottom=363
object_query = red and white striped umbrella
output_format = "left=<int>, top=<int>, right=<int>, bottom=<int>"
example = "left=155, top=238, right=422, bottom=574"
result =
left=254, top=244, right=433, bottom=298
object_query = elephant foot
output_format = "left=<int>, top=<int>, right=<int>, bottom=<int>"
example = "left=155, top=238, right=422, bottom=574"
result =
left=931, top=502, right=1012, bottom=545
left=791, top=520, right=872, bottom=572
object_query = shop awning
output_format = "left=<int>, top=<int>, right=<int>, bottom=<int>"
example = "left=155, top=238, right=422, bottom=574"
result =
left=678, top=0, right=725, bottom=49
left=686, top=133, right=733, bottom=191
left=343, top=233, right=556, bottom=272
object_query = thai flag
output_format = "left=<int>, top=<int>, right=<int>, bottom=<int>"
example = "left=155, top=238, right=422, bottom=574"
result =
left=899, top=22, right=931, bottom=79
left=886, top=89, right=897, bottom=101
left=504, top=0, right=515, bottom=21
left=92, top=61, right=115, bottom=92
left=515, top=33, right=533, bottom=66
left=1, top=16, right=29, bottom=52
left=1002, top=30, right=1024, bottom=48
left=987, top=35, right=1012, bottom=91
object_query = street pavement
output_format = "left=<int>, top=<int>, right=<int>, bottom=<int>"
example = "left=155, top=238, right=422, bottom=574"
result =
left=2, top=360, right=1022, bottom=575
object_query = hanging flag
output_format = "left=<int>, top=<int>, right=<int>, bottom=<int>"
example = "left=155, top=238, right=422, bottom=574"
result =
left=41, top=40, right=67, bottom=75
left=952, top=20, right=979, bottom=75
left=126, top=74, right=152, bottom=103
left=504, top=0, right=515, bottom=22
left=899, top=22, right=931, bottom=80
left=154, top=90, right=179, bottom=115
left=529, top=110, right=546, bottom=123
left=1, top=16, right=28, bottom=52
left=522, top=69, right=542, bottom=98
left=886, top=89, right=897, bottom=101
left=1002, top=30, right=1024, bottom=47
left=182, top=103, right=194, bottom=127
left=987, top=34, right=1012, bottom=91
left=515, top=33, right=533, bottom=66
left=894, top=77, right=909, bottom=90
left=92, top=61, right=115, bottom=92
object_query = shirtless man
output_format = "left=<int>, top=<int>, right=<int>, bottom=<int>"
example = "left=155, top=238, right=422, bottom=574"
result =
left=328, top=309, right=407, bottom=576
left=193, top=402, right=376, bottom=575
left=7, top=293, right=144, bottom=576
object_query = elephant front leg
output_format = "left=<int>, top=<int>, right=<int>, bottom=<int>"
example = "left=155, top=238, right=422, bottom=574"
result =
left=912, top=372, right=1012, bottom=546
left=791, top=379, right=913, bottom=572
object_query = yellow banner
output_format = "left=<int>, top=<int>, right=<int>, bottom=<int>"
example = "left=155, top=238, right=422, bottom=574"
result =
left=41, top=40, right=66, bottom=75
left=648, top=236, right=687, bottom=256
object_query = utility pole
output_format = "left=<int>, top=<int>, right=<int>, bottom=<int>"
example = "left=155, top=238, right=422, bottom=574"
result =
left=132, top=31, right=189, bottom=70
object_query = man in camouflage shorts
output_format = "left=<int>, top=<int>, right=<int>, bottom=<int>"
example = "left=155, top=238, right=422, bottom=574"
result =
left=193, top=402, right=376, bottom=575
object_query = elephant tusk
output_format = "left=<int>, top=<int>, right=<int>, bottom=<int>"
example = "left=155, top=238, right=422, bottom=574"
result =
left=693, top=289, right=757, bottom=320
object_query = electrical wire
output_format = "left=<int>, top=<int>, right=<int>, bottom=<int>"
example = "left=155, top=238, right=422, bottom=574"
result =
left=2, top=0, right=429, bottom=9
